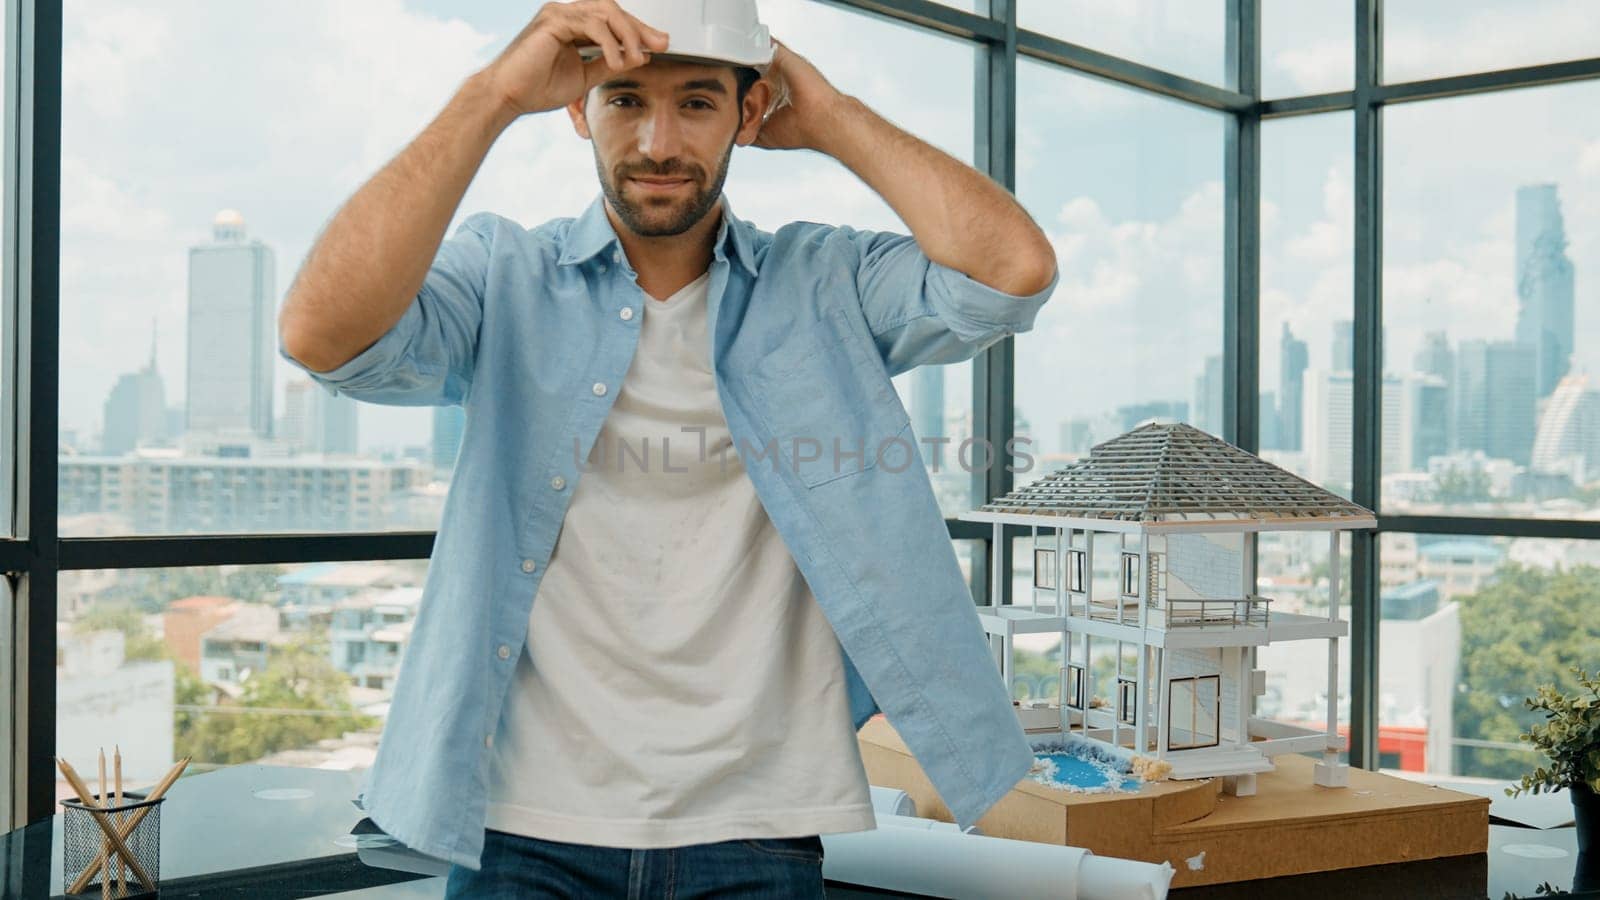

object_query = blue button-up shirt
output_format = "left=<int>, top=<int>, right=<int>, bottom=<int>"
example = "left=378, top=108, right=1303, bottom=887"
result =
left=280, top=192, right=1058, bottom=870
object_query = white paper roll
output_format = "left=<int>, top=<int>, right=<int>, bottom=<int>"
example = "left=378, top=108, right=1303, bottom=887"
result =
left=820, top=814, right=1174, bottom=900
left=869, top=784, right=918, bottom=818
left=1078, top=855, right=1175, bottom=900
left=822, top=822, right=1086, bottom=899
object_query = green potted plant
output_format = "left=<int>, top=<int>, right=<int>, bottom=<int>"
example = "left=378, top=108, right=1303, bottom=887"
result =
left=1507, top=666, right=1600, bottom=854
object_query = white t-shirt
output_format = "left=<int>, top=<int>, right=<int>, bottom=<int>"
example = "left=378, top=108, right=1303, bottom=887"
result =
left=484, top=269, right=877, bottom=848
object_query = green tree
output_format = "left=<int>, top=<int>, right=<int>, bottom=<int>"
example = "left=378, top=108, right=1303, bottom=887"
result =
left=176, top=631, right=376, bottom=767
left=73, top=603, right=168, bottom=662
left=1453, top=563, right=1600, bottom=778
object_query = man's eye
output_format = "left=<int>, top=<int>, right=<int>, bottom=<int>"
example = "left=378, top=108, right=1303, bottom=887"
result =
left=609, top=97, right=639, bottom=107
left=686, top=99, right=713, bottom=110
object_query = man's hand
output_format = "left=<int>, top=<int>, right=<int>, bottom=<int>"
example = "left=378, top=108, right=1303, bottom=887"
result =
left=484, top=0, right=670, bottom=119
left=753, top=39, right=850, bottom=152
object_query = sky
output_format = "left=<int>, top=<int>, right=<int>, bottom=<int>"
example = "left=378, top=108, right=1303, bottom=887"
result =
left=53, top=0, right=1599, bottom=467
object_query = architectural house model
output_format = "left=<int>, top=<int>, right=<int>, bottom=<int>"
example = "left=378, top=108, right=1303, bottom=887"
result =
left=960, top=423, right=1377, bottom=795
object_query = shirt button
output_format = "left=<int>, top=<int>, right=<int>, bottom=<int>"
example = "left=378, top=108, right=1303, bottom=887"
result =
left=619, top=307, right=634, bottom=321
left=497, top=644, right=510, bottom=660
left=612, top=248, right=621, bottom=264
left=521, top=558, right=536, bottom=573
left=485, top=734, right=494, bottom=748
left=550, top=475, right=566, bottom=490
left=598, top=263, right=608, bottom=273
left=592, top=382, right=608, bottom=397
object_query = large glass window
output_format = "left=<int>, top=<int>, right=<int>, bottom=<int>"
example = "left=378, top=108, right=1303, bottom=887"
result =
left=1261, top=112, right=1354, bottom=493
left=1018, top=0, right=1225, bottom=88
left=1379, top=533, right=1600, bottom=778
left=1383, top=0, right=1600, bottom=84
left=1382, top=81, right=1600, bottom=517
left=1014, top=60, right=1225, bottom=478
left=1261, top=0, right=1353, bottom=98
left=54, top=561, right=428, bottom=804
left=59, top=3, right=978, bottom=535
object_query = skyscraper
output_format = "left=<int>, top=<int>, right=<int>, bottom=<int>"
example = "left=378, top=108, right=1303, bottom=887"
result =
left=1514, top=184, right=1576, bottom=398
left=1192, top=354, right=1224, bottom=437
left=318, top=392, right=359, bottom=455
left=910, top=366, right=945, bottom=470
left=1531, top=374, right=1600, bottom=482
left=1454, top=340, right=1537, bottom=466
left=1305, top=370, right=1405, bottom=488
left=187, top=210, right=276, bottom=440
left=1414, top=331, right=1454, bottom=455
left=1331, top=320, right=1353, bottom=373
left=102, top=323, right=168, bottom=455
left=283, top=378, right=359, bottom=454
left=1278, top=323, right=1308, bottom=451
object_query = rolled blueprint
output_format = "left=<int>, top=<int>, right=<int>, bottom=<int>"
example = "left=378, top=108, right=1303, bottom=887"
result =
left=869, top=784, right=918, bottom=818
left=821, top=814, right=1173, bottom=900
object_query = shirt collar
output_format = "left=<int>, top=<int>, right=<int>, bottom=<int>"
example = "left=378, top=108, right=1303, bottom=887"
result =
left=557, top=192, right=758, bottom=276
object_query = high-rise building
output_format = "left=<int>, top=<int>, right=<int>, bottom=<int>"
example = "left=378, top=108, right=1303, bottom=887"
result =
left=1454, top=340, right=1537, bottom=466
left=282, top=378, right=358, bottom=454
left=1259, top=391, right=1281, bottom=451
left=282, top=380, right=315, bottom=452
left=102, top=324, right=169, bottom=456
left=432, top=405, right=466, bottom=476
left=1305, top=370, right=1405, bottom=487
left=1415, top=331, right=1453, bottom=381
left=1331, top=318, right=1387, bottom=374
left=1192, top=354, right=1225, bottom=437
left=1332, top=320, right=1353, bottom=373
left=1514, top=184, right=1576, bottom=399
left=1278, top=323, right=1308, bottom=452
left=910, top=366, right=945, bottom=470
left=1531, top=374, right=1600, bottom=483
left=186, top=210, right=276, bottom=440
left=318, top=392, right=358, bottom=455
left=1406, top=374, right=1451, bottom=471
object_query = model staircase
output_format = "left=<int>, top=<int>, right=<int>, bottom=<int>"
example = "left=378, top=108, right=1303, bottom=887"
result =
left=1165, top=745, right=1275, bottom=780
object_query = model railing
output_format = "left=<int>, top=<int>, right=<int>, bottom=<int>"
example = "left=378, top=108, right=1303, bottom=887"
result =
left=1162, top=595, right=1271, bottom=628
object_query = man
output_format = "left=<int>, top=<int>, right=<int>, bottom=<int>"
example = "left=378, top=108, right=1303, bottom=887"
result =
left=279, top=0, right=1058, bottom=895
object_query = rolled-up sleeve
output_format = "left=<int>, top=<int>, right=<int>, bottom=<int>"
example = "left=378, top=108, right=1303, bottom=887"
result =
left=278, top=212, right=498, bottom=407
left=844, top=226, right=1058, bottom=377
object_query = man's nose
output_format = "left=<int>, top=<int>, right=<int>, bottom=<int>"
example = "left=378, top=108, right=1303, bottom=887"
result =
left=636, top=107, right=685, bottom=160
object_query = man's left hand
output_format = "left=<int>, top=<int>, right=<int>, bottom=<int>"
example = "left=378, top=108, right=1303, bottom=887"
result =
left=753, top=39, right=849, bottom=153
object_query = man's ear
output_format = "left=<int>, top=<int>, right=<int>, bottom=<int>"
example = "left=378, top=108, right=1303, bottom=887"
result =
left=567, top=93, right=593, bottom=139
left=734, top=80, right=772, bottom=147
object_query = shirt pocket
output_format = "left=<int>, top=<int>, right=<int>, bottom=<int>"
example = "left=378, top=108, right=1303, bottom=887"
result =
left=745, top=304, right=912, bottom=489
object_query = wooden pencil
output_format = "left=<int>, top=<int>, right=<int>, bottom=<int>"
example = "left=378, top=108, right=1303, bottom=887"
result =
left=114, top=745, right=125, bottom=895
left=98, top=749, right=109, bottom=900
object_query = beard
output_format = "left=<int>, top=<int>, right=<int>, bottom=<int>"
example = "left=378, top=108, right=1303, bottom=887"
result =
left=596, top=137, right=736, bottom=237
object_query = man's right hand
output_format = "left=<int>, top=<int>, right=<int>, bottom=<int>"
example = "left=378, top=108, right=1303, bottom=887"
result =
left=485, top=0, right=671, bottom=119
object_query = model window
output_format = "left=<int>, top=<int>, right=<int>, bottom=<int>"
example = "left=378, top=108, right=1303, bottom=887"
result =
left=1033, top=548, right=1056, bottom=590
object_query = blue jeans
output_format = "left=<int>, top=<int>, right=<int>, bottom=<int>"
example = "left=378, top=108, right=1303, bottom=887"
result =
left=443, top=828, right=828, bottom=898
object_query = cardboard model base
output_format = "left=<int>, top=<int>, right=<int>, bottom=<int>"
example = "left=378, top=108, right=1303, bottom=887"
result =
left=858, top=716, right=1489, bottom=889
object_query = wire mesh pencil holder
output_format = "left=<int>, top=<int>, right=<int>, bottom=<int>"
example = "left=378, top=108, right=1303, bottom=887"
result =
left=61, top=791, right=163, bottom=899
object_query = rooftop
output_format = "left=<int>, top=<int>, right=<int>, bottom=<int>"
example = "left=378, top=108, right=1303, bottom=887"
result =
left=975, top=423, right=1376, bottom=528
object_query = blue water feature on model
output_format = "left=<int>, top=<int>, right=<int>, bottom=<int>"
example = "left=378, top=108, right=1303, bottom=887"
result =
left=1035, top=752, right=1142, bottom=791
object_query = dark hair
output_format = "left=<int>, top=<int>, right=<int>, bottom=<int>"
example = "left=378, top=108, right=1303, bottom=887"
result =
left=733, top=66, right=761, bottom=104
left=733, top=66, right=762, bottom=124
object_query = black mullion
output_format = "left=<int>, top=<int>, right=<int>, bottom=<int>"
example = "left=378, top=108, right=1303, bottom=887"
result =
left=1224, top=0, right=1260, bottom=452
left=1349, top=0, right=1382, bottom=772
left=970, top=0, right=1015, bottom=608
left=21, top=0, right=59, bottom=826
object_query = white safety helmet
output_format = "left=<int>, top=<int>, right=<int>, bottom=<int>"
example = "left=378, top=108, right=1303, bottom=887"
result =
left=579, top=0, right=775, bottom=71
